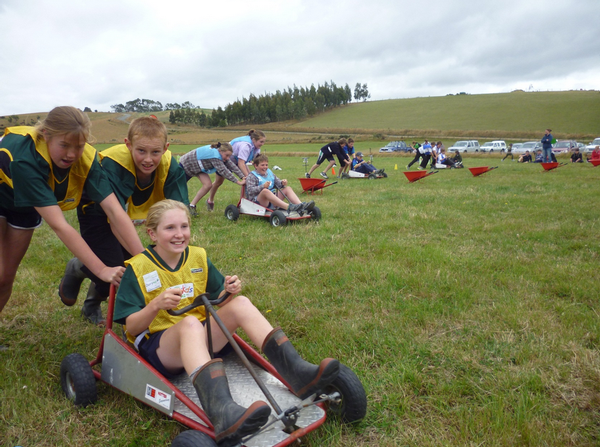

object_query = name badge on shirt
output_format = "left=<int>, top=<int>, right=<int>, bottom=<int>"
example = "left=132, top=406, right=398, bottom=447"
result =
left=167, top=283, right=194, bottom=299
left=143, top=271, right=161, bottom=292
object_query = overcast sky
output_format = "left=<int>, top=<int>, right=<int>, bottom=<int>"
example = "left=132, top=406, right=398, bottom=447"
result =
left=1, top=0, right=599, bottom=116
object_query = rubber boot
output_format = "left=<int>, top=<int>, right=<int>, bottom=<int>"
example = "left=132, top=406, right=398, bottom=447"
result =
left=58, top=258, right=87, bottom=306
left=192, top=359, right=271, bottom=447
left=80, top=283, right=107, bottom=326
left=262, top=327, right=339, bottom=399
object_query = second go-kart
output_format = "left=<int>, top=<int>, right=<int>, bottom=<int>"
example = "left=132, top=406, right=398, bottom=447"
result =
left=60, top=286, right=367, bottom=447
left=225, top=186, right=321, bottom=227
left=341, top=169, right=387, bottom=179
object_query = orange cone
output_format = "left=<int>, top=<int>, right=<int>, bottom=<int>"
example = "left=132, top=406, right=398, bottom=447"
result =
left=331, top=167, right=336, bottom=175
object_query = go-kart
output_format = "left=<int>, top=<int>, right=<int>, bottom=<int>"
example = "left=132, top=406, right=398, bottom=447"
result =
left=224, top=186, right=321, bottom=227
left=60, top=286, right=367, bottom=447
left=341, top=169, right=387, bottom=179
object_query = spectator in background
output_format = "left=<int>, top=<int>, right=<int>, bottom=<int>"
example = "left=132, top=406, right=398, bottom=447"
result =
left=587, top=146, right=600, bottom=162
left=534, top=149, right=543, bottom=163
left=406, top=141, right=422, bottom=170
left=541, top=128, right=554, bottom=163
left=452, top=149, right=464, bottom=168
left=519, top=150, right=532, bottom=163
left=570, top=147, right=583, bottom=163
left=419, top=140, right=432, bottom=170
left=502, top=143, right=514, bottom=161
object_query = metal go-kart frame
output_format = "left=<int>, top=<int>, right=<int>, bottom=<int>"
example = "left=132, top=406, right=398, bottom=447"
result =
left=341, top=169, right=387, bottom=180
left=60, top=286, right=367, bottom=447
left=224, top=185, right=321, bottom=227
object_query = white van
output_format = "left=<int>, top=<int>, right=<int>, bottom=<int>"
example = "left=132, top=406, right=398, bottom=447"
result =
left=480, top=141, right=507, bottom=152
left=448, top=140, right=480, bottom=153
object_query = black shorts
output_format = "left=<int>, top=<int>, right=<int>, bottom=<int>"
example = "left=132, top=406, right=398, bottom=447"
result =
left=0, top=205, right=42, bottom=230
left=316, top=149, right=335, bottom=165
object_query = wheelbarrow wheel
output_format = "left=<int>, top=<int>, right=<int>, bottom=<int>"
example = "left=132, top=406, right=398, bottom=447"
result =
left=171, top=430, right=217, bottom=447
left=224, top=205, right=239, bottom=221
left=324, top=363, right=367, bottom=424
left=270, top=210, right=287, bottom=227
left=60, top=353, right=97, bottom=407
left=310, top=206, right=322, bottom=221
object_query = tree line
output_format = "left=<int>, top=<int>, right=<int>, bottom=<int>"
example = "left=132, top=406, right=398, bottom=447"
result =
left=110, top=82, right=370, bottom=127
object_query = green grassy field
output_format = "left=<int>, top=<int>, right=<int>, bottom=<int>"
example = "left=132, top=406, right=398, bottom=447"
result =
left=2, top=153, right=600, bottom=446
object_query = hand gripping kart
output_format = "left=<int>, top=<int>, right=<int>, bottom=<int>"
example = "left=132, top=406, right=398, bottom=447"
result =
left=225, top=186, right=321, bottom=227
left=60, top=286, right=367, bottom=447
left=341, top=169, right=387, bottom=179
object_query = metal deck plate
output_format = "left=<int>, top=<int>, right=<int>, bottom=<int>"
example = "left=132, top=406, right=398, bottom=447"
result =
left=171, top=353, right=325, bottom=447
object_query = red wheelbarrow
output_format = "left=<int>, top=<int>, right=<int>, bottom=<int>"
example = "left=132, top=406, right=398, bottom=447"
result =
left=298, top=178, right=337, bottom=195
left=403, top=170, right=438, bottom=183
left=541, top=162, right=567, bottom=171
left=468, top=166, right=498, bottom=177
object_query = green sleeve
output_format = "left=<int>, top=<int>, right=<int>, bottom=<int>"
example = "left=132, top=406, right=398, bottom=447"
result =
left=114, top=265, right=146, bottom=324
left=205, top=257, right=225, bottom=300
left=165, top=158, right=190, bottom=205
left=82, top=153, right=116, bottom=204
left=101, top=157, right=136, bottom=208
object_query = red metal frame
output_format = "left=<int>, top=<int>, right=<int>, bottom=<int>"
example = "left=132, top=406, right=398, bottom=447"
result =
left=89, top=286, right=326, bottom=446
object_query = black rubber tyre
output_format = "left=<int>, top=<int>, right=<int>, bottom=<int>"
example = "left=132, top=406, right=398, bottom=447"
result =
left=368, top=173, right=377, bottom=179
left=224, top=205, right=239, bottom=221
left=60, top=353, right=97, bottom=407
left=382, top=172, right=388, bottom=178
left=310, top=206, right=322, bottom=221
left=171, top=430, right=217, bottom=447
left=324, top=363, right=367, bottom=424
left=270, top=210, right=287, bottom=227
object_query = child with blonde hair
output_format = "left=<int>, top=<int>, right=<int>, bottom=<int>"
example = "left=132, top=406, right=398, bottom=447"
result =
left=114, top=199, right=338, bottom=446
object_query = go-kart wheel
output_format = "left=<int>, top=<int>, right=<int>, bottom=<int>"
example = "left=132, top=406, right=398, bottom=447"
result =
left=382, top=172, right=388, bottom=178
left=224, top=205, right=239, bottom=221
left=324, top=363, right=367, bottom=424
left=310, top=206, right=322, bottom=221
left=171, top=430, right=217, bottom=447
left=270, top=210, right=287, bottom=227
left=60, top=353, right=97, bottom=407
left=368, top=173, right=377, bottom=179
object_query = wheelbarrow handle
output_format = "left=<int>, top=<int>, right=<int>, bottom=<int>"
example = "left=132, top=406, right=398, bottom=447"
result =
left=167, top=291, right=230, bottom=316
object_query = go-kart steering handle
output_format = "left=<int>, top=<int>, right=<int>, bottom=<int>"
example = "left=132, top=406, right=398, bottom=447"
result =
left=167, top=291, right=230, bottom=316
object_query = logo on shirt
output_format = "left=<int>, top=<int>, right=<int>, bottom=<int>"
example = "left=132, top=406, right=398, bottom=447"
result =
left=191, top=268, right=204, bottom=274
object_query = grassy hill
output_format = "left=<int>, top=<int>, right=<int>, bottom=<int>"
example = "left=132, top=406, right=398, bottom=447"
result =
left=1, top=90, right=599, bottom=145
left=291, top=90, right=600, bottom=140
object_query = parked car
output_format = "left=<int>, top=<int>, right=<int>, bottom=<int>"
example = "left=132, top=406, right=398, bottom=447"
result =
left=511, top=143, right=524, bottom=152
left=480, top=140, right=507, bottom=153
left=585, top=138, right=600, bottom=153
left=552, top=140, right=578, bottom=154
left=447, top=140, right=480, bottom=153
left=517, top=141, right=542, bottom=154
left=379, top=140, right=409, bottom=152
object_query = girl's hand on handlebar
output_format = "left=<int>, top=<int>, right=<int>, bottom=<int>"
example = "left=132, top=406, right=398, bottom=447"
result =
left=99, top=266, right=125, bottom=286
left=153, top=287, right=183, bottom=311
left=224, top=275, right=242, bottom=295
left=281, top=179, right=288, bottom=187
left=264, top=181, right=271, bottom=189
